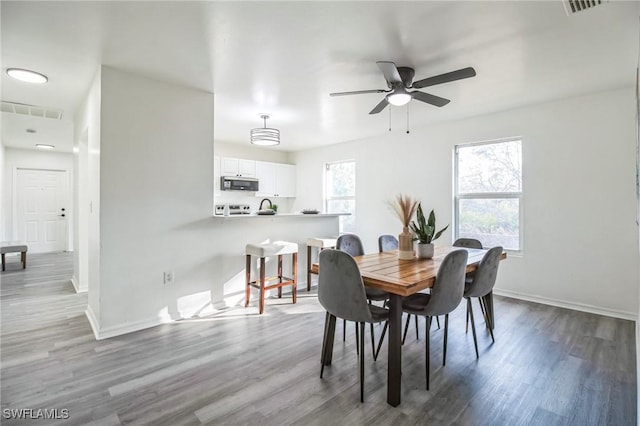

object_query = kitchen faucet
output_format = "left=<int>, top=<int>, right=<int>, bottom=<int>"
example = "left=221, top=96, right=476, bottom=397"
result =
left=259, top=198, right=273, bottom=210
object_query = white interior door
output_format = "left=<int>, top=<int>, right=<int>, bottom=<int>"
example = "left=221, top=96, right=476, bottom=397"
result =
left=16, top=169, right=67, bottom=253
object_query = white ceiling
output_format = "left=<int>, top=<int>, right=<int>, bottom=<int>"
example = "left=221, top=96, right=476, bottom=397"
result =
left=1, top=1, right=638, bottom=153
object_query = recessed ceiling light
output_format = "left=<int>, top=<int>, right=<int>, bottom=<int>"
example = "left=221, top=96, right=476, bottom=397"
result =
left=36, top=144, right=55, bottom=150
left=7, top=68, right=48, bottom=84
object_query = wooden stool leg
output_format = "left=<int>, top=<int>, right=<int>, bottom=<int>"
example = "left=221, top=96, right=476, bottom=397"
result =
left=245, top=255, right=251, bottom=307
left=307, top=245, right=312, bottom=291
left=21, top=251, right=26, bottom=269
left=277, top=255, right=283, bottom=298
left=259, top=257, right=266, bottom=314
left=1, top=253, right=5, bottom=271
left=292, top=252, right=298, bottom=304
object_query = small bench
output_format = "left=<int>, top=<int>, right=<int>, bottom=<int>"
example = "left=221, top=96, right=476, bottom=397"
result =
left=1, top=245, right=28, bottom=271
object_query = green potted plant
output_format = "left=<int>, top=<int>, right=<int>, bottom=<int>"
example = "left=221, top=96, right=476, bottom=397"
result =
left=271, top=203, right=278, bottom=213
left=410, top=203, right=448, bottom=259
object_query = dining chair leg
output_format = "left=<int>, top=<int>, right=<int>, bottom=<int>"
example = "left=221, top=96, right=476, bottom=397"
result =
left=355, top=322, right=359, bottom=356
left=343, top=319, right=346, bottom=342
left=370, top=322, right=376, bottom=360
left=425, top=316, right=432, bottom=390
left=402, top=314, right=412, bottom=345
left=468, top=299, right=479, bottom=359
left=374, top=321, right=388, bottom=361
left=360, top=322, right=365, bottom=403
left=414, top=315, right=419, bottom=340
left=442, top=314, right=449, bottom=366
left=320, top=312, right=330, bottom=378
left=466, top=302, right=470, bottom=333
left=482, top=297, right=495, bottom=343
left=435, top=316, right=440, bottom=329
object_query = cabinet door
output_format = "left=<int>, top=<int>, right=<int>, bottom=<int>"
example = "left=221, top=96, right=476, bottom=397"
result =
left=214, top=156, right=221, bottom=198
left=275, top=164, right=296, bottom=197
left=221, top=157, right=239, bottom=176
left=255, top=161, right=276, bottom=196
left=238, top=159, right=256, bottom=177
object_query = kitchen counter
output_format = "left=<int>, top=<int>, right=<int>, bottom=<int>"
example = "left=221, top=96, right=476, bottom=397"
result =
left=211, top=212, right=348, bottom=221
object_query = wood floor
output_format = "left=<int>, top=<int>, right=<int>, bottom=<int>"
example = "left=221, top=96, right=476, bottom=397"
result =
left=1, top=252, right=636, bottom=425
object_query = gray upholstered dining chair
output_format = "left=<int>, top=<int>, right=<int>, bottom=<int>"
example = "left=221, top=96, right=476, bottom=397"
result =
left=318, top=249, right=390, bottom=402
left=336, top=233, right=389, bottom=360
left=401, top=249, right=468, bottom=390
left=454, top=237, right=484, bottom=317
left=464, top=246, right=503, bottom=358
left=378, top=234, right=398, bottom=252
left=453, top=238, right=483, bottom=249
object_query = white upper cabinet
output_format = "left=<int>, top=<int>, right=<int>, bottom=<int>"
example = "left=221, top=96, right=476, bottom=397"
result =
left=221, top=157, right=256, bottom=177
left=275, top=163, right=296, bottom=197
left=255, top=161, right=296, bottom=198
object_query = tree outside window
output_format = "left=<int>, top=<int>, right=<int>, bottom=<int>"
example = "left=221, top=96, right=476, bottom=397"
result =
left=325, top=160, right=355, bottom=233
left=455, top=139, right=522, bottom=250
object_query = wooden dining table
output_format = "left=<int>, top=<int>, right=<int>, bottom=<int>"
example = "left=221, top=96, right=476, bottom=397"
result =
left=320, top=245, right=506, bottom=407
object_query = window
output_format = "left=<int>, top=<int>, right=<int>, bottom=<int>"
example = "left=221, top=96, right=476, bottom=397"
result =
left=324, top=160, right=356, bottom=233
left=454, top=139, right=522, bottom=251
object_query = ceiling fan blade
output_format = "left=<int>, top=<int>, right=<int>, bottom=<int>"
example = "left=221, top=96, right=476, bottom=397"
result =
left=411, top=91, right=451, bottom=107
left=412, top=67, right=476, bottom=89
left=369, top=98, right=389, bottom=114
left=330, top=89, right=387, bottom=97
left=376, top=61, right=403, bottom=86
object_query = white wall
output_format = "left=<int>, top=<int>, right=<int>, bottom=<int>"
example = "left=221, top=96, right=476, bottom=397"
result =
left=293, top=87, right=639, bottom=319
left=2, top=147, right=74, bottom=250
left=73, top=68, right=101, bottom=295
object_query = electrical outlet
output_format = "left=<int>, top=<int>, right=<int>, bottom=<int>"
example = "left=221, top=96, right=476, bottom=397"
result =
left=163, top=271, right=174, bottom=285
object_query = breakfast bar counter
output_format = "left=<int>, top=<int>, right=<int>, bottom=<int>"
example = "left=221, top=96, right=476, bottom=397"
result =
left=211, top=212, right=347, bottom=221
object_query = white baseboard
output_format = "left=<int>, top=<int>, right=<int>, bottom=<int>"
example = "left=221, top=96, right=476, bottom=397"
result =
left=85, top=305, right=167, bottom=340
left=85, top=305, right=100, bottom=340
left=494, top=288, right=637, bottom=321
left=70, top=275, right=88, bottom=293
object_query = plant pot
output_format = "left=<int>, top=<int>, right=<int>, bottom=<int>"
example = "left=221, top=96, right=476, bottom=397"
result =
left=398, top=227, right=415, bottom=260
left=416, top=243, right=434, bottom=259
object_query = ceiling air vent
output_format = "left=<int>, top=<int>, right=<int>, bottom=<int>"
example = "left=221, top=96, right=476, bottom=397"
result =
left=0, top=101, right=63, bottom=120
left=563, top=0, right=607, bottom=15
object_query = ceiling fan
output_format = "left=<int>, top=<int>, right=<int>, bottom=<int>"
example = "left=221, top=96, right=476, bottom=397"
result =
left=330, top=61, right=476, bottom=115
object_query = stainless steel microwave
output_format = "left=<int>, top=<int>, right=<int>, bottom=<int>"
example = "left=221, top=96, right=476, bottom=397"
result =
left=220, top=176, right=259, bottom=191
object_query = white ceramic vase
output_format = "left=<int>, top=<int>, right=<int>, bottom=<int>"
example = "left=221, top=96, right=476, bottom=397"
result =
left=416, top=243, right=434, bottom=259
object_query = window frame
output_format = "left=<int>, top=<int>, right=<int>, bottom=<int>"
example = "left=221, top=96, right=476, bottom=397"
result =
left=324, top=159, right=356, bottom=234
left=453, top=137, right=523, bottom=253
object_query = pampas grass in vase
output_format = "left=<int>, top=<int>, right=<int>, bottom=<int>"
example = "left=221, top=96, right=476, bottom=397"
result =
left=388, top=194, right=418, bottom=260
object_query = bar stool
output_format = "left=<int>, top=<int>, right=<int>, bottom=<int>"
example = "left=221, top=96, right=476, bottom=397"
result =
left=245, top=241, right=299, bottom=314
left=306, top=237, right=337, bottom=291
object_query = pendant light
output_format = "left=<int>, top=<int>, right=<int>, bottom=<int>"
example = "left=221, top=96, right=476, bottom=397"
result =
left=250, top=114, right=280, bottom=146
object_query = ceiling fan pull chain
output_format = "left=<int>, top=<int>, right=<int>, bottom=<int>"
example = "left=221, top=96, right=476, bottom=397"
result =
left=388, top=107, right=392, bottom=132
left=406, top=104, right=410, bottom=134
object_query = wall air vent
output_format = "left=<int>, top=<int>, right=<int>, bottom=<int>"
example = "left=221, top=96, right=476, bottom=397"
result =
left=0, top=101, right=63, bottom=120
left=563, top=0, right=607, bottom=15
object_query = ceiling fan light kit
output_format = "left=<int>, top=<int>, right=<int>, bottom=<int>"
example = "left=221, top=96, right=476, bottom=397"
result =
left=250, top=114, right=280, bottom=146
left=387, top=90, right=412, bottom=106
left=329, top=61, right=476, bottom=115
